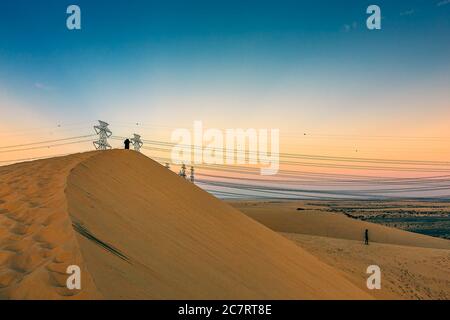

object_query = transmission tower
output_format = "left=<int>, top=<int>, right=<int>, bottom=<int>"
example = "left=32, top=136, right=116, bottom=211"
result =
left=179, top=164, right=187, bottom=178
left=130, top=133, right=143, bottom=152
left=93, top=120, right=112, bottom=150
left=190, top=166, right=195, bottom=182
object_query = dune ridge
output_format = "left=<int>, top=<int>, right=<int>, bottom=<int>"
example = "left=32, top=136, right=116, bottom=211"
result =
left=0, top=152, right=101, bottom=299
left=0, top=150, right=371, bottom=299
left=232, top=201, right=450, bottom=250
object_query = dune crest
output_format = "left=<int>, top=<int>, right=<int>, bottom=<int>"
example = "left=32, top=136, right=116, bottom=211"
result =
left=1, top=150, right=371, bottom=299
left=232, top=201, right=450, bottom=250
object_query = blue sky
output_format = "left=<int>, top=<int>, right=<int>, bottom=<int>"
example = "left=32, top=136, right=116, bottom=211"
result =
left=0, top=0, right=449, bottom=128
left=1, top=0, right=450, bottom=199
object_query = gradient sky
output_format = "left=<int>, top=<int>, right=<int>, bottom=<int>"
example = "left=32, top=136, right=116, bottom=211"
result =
left=0, top=0, right=449, bottom=172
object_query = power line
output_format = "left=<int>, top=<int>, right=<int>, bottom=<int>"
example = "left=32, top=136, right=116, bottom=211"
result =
left=0, top=151, right=89, bottom=164
left=139, top=145, right=450, bottom=173
left=2, top=128, right=449, bottom=199
left=135, top=138, right=450, bottom=166
left=196, top=172, right=450, bottom=187
left=0, top=134, right=95, bottom=150
left=148, top=154, right=450, bottom=198
left=0, top=139, right=95, bottom=154
left=102, top=122, right=450, bottom=141
left=146, top=154, right=450, bottom=181
left=197, top=179, right=450, bottom=199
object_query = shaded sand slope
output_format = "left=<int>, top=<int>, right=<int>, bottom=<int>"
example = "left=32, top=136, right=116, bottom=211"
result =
left=0, top=152, right=101, bottom=299
left=231, top=201, right=450, bottom=250
left=283, top=233, right=450, bottom=300
left=66, top=150, right=371, bottom=299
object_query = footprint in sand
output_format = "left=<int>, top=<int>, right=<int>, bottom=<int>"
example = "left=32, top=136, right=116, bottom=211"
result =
left=10, top=249, right=48, bottom=274
left=37, top=179, right=51, bottom=188
left=7, top=179, right=20, bottom=186
left=32, top=235, right=57, bottom=250
left=0, top=250, right=13, bottom=265
left=0, top=269, right=22, bottom=288
left=11, top=223, right=37, bottom=237
left=46, top=259, right=82, bottom=296
left=5, top=212, right=24, bottom=223
left=27, top=201, right=42, bottom=209
left=2, top=238, right=34, bottom=254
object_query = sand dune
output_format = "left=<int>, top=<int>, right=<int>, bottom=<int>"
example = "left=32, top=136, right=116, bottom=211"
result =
left=0, top=150, right=371, bottom=299
left=231, top=201, right=450, bottom=250
left=0, top=152, right=101, bottom=299
left=230, top=201, right=450, bottom=299
left=283, top=233, right=450, bottom=300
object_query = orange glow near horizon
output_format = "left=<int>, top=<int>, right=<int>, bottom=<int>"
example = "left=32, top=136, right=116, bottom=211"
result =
left=1, top=90, right=450, bottom=184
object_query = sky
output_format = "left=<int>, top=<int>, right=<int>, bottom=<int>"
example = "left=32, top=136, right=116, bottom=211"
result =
left=0, top=0, right=450, bottom=196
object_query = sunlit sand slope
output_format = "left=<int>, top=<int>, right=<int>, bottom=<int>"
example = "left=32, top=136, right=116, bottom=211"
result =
left=231, top=201, right=450, bottom=299
left=65, top=150, right=371, bottom=299
left=0, top=150, right=373, bottom=299
left=0, top=152, right=101, bottom=299
left=232, top=201, right=450, bottom=250
left=283, top=233, right=450, bottom=300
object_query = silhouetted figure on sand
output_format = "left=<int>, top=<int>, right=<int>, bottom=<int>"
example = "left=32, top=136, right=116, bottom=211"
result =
left=124, top=138, right=131, bottom=150
left=365, top=229, right=369, bottom=245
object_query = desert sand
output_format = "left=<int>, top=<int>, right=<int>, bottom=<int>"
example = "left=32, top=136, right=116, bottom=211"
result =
left=231, top=201, right=450, bottom=249
left=0, top=152, right=101, bottom=299
left=283, top=233, right=450, bottom=299
left=0, top=150, right=371, bottom=299
left=231, top=201, right=450, bottom=299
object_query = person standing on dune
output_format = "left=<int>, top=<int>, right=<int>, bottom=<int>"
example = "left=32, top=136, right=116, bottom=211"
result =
left=124, top=138, right=131, bottom=150
left=365, top=229, right=369, bottom=245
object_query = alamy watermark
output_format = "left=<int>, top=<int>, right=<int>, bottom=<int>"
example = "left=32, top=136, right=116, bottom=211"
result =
left=366, top=265, right=381, bottom=290
left=366, top=5, right=381, bottom=30
left=171, top=121, right=279, bottom=175
left=66, top=5, right=81, bottom=30
left=66, top=265, right=81, bottom=290
left=66, top=4, right=382, bottom=32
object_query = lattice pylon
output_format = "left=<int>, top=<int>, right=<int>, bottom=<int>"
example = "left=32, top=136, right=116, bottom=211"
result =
left=190, top=166, right=194, bottom=182
left=179, top=164, right=187, bottom=178
left=93, top=120, right=112, bottom=150
left=130, top=133, right=143, bottom=152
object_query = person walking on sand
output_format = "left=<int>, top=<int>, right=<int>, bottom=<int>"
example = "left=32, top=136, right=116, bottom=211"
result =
left=364, top=229, right=369, bottom=245
left=124, top=138, right=131, bottom=150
